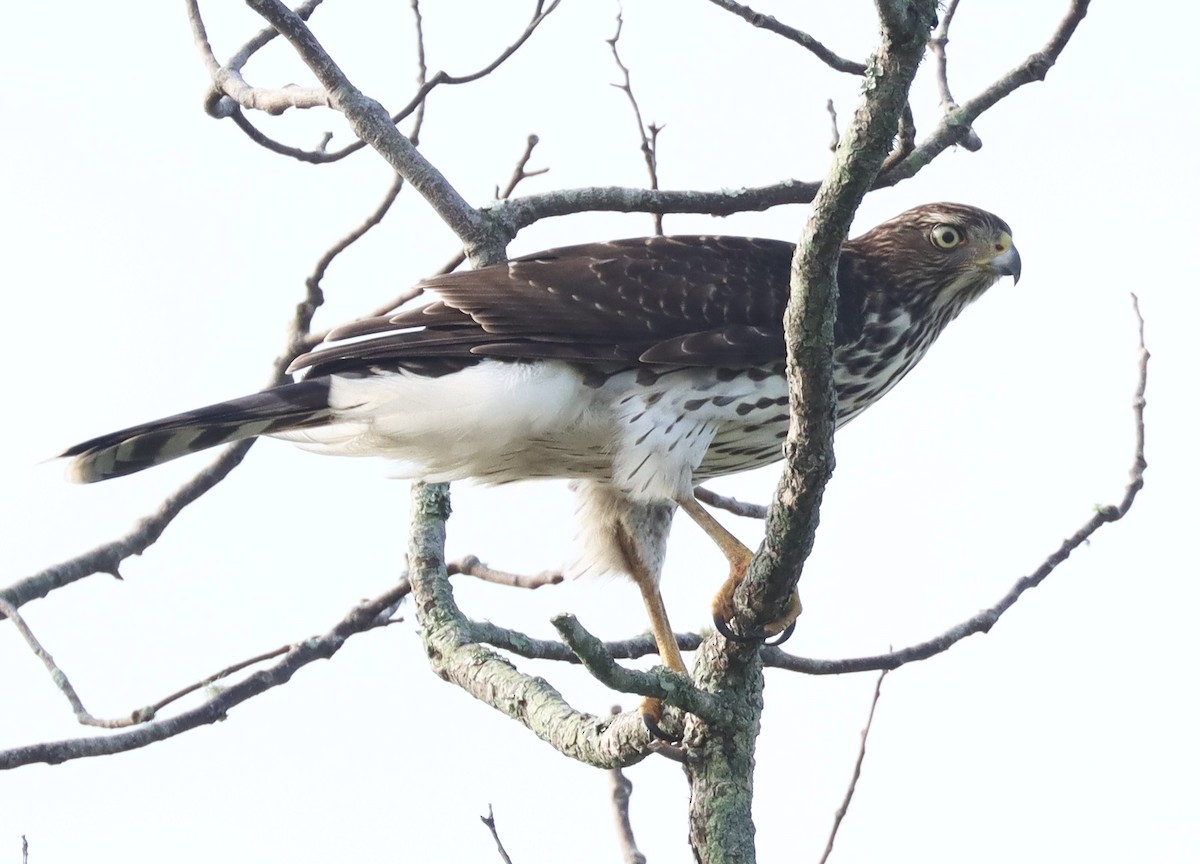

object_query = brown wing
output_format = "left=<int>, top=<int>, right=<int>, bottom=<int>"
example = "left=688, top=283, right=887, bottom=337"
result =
left=289, top=235, right=873, bottom=377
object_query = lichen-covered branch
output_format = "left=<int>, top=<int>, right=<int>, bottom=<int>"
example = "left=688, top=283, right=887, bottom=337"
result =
left=405, top=483, right=654, bottom=769
left=682, top=5, right=940, bottom=860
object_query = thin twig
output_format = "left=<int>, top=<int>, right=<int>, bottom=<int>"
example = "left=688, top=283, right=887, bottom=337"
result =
left=480, top=805, right=515, bottom=864
left=0, top=580, right=412, bottom=769
left=880, top=0, right=1091, bottom=186
left=494, top=134, right=549, bottom=200
left=449, top=556, right=563, bottom=589
left=607, top=723, right=648, bottom=864
left=694, top=486, right=768, bottom=520
left=704, top=0, right=866, bottom=75
left=825, top=99, right=840, bottom=152
left=818, top=670, right=888, bottom=864
left=769, top=295, right=1148, bottom=676
left=213, top=0, right=560, bottom=164
left=927, top=0, right=982, bottom=151
left=608, top=13, right=663, bottom=234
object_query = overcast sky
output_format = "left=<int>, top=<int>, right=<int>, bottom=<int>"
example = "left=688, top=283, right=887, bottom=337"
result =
left=2, top=2, right=1197, bottom=862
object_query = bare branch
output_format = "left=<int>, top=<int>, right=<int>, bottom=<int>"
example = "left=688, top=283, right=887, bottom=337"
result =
left=210, top=0, right=560, bottom=165
left=694, top=487, right=768, bottom=520
left=1, top=440, right=256, bottom=616
left=449, top=555, right=563, bottom=589
left=607, top=737, right=647, bottom=864
left=768, top=296, right=1148, bottom=676
left=243, top=0, right=493, bottom=255
left=825, top=99, right=840, bottom=152
left=927, top=0, right=982, bottom=151
left=737, top=0, right=939, bottom=633
left=608, top=13, right=663, bottom=235
left=406, top=483, right=655, bottom=769
left=495, top=134, right=549, bottom=201
left=0, top=581, right=411, bottom=770
left=291, top=173, right=408, bottom=353
left=480, top=805, right=515, bottom=864
left=880, top=0, right=1091, bottom=186
left=704, top=0, right=867, bottom=75
left=471, top=621, right=703, bottom=665
left=551, top=614, right=727, bottom=721
left=818, top=671, right=888, bottom=864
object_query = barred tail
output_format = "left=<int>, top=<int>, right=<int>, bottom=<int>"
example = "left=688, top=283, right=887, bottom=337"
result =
left=60, top=379, right=334, bottom=483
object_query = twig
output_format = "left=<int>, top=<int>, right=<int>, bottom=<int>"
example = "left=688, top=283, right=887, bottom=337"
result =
left=405, top=484, right=656, bottom=770
left=244, top=0, right=491, bottom=255
left=768, top=294, right=1148, bottom=676
left=880, top=0, right=1091, bottom=186
left=818, top=670, right=888, bottom=864
left=480, top=805, right=514, bottom=864
left=0, top=580, right=412, bottom=769
left=825, top=99, right=840, bottom=152
left=607, top=728, right=647, bottom=864
left=694, top=486, right=768, bottom=520
left=927, top=0, right=982, bottom=151
left=1, top=440, right=257, bottom=616
left=551, top=614, right=727, bottom=722
left=494, top=134, right=549, bottom=200
left=608, top=13, right=663, bottom=235
left=704, top=0, right=866, bottom=75
left=210, top=0, right=560, bottom=164
left=449, top=556, right=562, bottom=589
left=290, top=173, right=409, bottom=354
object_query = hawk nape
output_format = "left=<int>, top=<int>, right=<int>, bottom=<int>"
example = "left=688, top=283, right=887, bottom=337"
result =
left=62, top=203, right=1020, bottom=728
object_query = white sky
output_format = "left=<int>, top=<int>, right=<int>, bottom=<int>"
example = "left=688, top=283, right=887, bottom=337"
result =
left=1, top=1, right=1197, bottom=862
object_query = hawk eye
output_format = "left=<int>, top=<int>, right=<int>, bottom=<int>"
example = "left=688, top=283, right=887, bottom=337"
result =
left=930, top=225, right=964, bottom=249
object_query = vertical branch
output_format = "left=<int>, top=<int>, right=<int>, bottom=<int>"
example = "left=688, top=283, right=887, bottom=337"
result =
left=927, top=0, right=982, bottom=151
left=608, top=13, right=663, bottom=235
left=818, top=671, right=889, bottom=864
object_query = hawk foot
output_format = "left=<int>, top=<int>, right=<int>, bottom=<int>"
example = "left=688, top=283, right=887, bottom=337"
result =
left=640, top=696, right=682, bottom=743
left=711, top=584, right=802, bottom=644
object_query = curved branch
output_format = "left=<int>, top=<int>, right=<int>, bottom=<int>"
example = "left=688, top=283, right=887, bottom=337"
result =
left=767, top=295, right=1148, bottom=676
left=206, top=0, right=560, bottom=165
left=879, top=0, right=1091, bottom=186
left=704, top=0, right=867, bottom=75
left=0, top=581, right=409, bottom=770
left=1, top=440, right=255, bottom=616
left=244, top=0, right=493, bottom=255
left=406, top=483, right=654, bottom=769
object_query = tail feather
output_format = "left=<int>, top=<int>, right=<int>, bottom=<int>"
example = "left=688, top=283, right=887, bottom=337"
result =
left=60, top=379, right=334, bottom=483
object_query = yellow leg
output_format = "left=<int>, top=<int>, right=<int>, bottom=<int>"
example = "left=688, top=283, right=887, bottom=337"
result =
left=616, top=521, right=689, bottom=738
left=676, top=492, right=801, bottom=641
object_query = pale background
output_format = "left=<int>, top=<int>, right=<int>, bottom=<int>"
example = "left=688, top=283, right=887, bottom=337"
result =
left=2, top=2, right=1196, bottom=862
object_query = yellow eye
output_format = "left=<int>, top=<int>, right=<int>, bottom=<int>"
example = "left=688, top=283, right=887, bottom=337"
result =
left=930, top=224, right=964, bottom=249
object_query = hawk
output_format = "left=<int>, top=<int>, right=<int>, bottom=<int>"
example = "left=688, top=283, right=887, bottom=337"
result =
left=62, top=202, right=1020, bottom=721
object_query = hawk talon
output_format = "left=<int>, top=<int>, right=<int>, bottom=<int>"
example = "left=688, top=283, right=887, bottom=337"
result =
left=712, top=611, right=786, bottom=644
left=640, top=697, right=682, bottom=743
left=764, top=619, right=796, bottom=647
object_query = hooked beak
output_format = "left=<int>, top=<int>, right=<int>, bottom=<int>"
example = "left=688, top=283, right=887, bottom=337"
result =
left=987, top=232, right=1022, bottom=284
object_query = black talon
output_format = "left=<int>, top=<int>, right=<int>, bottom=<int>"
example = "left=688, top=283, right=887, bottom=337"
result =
left=642, top=711, right=681, bottom=743
left=713, top=612, right=778, bottom=644
left=764, top=619, right=796, bottom=647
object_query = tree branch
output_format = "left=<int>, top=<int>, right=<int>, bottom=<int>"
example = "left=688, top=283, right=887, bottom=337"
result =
left=818, top=671, right=888, bottom=864
left=767, top=295, right=1148, bottom=676
left=880, top=0, right=1091, bottom=186
left=244, top=0, right=494, bottom=256
left=704, top=0, right=867, bottom=75
left=0, top=580, right=410, bottom=770
left=405, top=483, right=654, bottom=769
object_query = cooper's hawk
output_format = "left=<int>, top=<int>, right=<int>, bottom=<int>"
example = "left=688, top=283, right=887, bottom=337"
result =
left=61, top=202, right=1020, bottom=721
